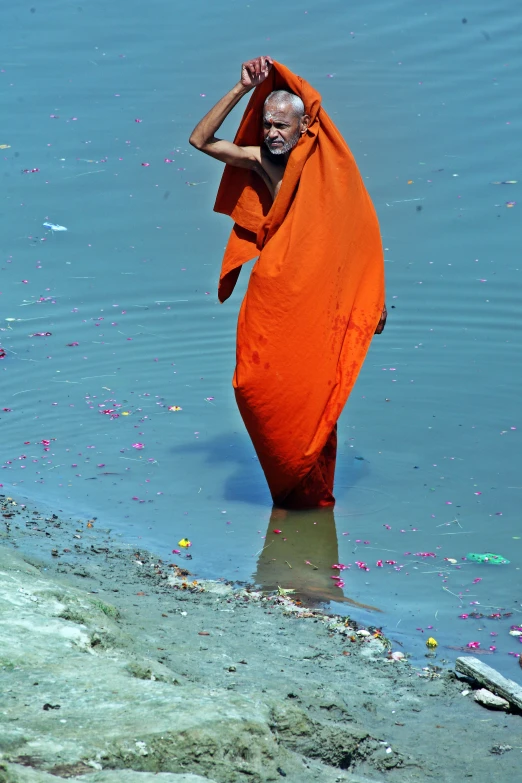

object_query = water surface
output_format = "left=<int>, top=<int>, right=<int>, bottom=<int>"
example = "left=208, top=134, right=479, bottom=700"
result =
left=1, top=0, right=521, bottom=673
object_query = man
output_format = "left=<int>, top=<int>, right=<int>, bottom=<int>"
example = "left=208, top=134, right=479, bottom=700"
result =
left=190, top=57, right=311, bottom=203
left=190, top=57, right=386, bottom=509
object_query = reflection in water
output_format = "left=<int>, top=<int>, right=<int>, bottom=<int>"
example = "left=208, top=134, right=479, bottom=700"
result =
left=255, top=507, right=381, bottom=612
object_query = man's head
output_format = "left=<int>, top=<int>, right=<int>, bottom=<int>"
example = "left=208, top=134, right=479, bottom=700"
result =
left=262, top=90, right=310, bottom=156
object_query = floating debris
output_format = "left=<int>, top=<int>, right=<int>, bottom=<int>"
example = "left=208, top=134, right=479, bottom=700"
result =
left=466, top=553, right=510, bottom=565
left=43, top=222, right=68, bottom=231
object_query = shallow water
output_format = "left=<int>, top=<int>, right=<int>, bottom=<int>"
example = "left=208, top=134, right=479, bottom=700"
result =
left=1, top=1, right=521, bottom=673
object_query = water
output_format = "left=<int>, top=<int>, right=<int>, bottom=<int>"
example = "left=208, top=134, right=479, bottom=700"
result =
left=1, top=1, right=521, bottom=673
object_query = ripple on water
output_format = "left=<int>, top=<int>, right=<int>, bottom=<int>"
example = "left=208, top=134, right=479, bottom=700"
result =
left=1, top=0, right=521, bottom=676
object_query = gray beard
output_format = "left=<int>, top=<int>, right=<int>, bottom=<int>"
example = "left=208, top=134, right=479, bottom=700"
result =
left=264, top=129, right=300, bottom=156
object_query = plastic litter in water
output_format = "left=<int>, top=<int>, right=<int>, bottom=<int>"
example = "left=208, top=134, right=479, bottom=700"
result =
left=43, top=222, right=68, bottom=231
left=466, top=553, right=510, bottom=565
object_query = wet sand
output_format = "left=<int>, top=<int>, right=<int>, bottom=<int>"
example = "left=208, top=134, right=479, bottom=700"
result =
left=1, top=493, right=521, bottom=783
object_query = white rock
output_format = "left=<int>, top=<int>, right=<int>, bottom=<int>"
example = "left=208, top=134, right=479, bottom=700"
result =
left=473, top=688, right=509, bottom=710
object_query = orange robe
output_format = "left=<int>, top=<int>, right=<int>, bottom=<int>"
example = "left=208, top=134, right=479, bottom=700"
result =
left=214, top=62, right=385, bottom=509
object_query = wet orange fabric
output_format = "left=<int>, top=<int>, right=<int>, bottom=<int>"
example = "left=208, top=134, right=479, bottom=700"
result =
left=214, top=61, right=385, bottom=508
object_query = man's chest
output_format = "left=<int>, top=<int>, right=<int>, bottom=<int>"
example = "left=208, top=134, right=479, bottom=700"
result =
left=259, top=156, right=285, bottom=201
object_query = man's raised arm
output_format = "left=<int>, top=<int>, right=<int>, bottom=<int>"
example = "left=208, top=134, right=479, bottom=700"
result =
left=189, top=56, right=272, bottom=169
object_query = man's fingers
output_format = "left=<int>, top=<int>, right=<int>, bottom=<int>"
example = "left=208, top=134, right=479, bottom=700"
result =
left=242, top=56, right=272, bottom=84
left=374, top=311, right=387, bottom=334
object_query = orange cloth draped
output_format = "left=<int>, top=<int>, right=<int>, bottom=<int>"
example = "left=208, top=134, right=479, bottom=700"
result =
left=214, top=61, right=385, bottom=508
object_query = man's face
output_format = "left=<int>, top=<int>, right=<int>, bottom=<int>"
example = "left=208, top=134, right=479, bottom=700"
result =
left=263, top=101, right=303, bottom=156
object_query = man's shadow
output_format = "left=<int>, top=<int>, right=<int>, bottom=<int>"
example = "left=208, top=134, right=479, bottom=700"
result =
left=169, top=431, right=271, bottom=505
left=170, top=431, right=370, bottom=507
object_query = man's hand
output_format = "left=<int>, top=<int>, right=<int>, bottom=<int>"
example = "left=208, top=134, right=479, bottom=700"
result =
left=189, top=56, right=272, bottom=169
left=241, top=56, right=273, bottom=89
left=374, top=304, right=387, bottom=334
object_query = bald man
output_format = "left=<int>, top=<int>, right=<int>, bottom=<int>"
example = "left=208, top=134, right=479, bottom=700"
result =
left=189, top=57, right=386, bottom=509
left=189, top=55, right=386, bottom=322
left=190, top=58, right=310, bottom=204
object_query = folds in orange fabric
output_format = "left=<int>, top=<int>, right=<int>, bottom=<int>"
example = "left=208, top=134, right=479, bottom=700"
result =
left=218, top=223, right=257, bottom=304
left=214, top=62, right=385, bottom=509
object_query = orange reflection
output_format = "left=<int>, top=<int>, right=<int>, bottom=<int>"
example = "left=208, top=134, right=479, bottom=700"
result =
left=254, top=507, right=381, bottom=612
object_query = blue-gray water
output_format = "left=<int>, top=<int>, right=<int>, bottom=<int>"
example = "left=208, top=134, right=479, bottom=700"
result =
left=1, top=1, right=521, bottom=673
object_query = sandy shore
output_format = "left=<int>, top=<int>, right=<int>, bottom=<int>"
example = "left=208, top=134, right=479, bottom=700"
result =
left=1, top=493, right=521, bottom=783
